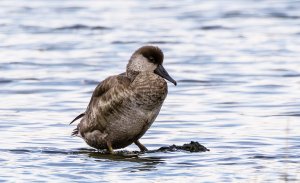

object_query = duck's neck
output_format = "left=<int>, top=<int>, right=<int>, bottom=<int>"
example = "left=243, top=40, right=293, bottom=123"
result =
left=126, top=56, right=141, bottom=81
left=126, top=54, right=155, bottom=82
left=126, top=69, right=140, bottom=82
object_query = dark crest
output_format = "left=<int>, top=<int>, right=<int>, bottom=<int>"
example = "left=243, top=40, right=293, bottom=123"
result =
left=135, top=46, right=164, bottom=65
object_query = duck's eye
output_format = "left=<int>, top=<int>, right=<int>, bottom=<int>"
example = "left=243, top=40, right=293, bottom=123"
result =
left=149, top=56, right=155, bottom=62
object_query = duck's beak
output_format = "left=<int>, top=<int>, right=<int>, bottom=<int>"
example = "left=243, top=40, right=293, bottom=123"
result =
left=154, top=65, right=177, bottom=86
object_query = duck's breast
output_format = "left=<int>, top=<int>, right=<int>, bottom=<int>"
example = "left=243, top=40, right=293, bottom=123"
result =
left=131, top=72, right=168, bottom=110
left=105, top=72, right=168, bottom=148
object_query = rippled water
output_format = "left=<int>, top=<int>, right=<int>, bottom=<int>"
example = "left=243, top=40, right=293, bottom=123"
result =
left=1, top=0, right=300, bottom=182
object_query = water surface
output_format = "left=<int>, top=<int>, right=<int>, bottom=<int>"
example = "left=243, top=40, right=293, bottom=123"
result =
left=0, top=0, right=300, bottom=182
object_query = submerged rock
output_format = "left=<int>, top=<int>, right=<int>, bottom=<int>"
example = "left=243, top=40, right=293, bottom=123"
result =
left=75, top=141, right=209, bottom=157
left=156, top=141, right=209, bottom=153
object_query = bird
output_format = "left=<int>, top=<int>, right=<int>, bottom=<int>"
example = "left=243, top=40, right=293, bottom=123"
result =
left=70, top=45, right=176, bottom=154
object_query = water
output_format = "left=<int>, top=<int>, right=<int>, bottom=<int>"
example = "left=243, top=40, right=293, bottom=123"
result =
left=1, top=0, right=300, bottom=182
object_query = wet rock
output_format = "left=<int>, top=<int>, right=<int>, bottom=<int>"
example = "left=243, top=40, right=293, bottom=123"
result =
left=156, top=141, right=209, bottom=153
left=75, top=141, right=209, bottom=157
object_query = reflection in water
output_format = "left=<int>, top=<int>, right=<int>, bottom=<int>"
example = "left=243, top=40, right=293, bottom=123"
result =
left=89, top=153, right=164, bottom=173
left=6, top=147, right=164, bottom=173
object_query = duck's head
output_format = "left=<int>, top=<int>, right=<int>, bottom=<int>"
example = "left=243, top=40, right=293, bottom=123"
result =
left=127, top=45, right=177, bottom=86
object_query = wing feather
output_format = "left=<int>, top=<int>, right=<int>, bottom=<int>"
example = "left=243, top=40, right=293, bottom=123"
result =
left=75, top=75, right=131, bottom=136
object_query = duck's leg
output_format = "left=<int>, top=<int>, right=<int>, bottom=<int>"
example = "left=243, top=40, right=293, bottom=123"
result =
left=134, top=140, right=148, bottom=152
left=106, top=141, right=115, bottom=154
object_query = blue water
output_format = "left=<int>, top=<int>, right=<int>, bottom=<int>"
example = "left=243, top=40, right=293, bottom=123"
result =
left=0, top=0, right=300, bottom=182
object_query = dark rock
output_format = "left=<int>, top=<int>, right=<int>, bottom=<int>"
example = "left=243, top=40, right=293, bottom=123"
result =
left=156, top=141, right=209, bottom=153
left=74, top=141, right=209, bottom=157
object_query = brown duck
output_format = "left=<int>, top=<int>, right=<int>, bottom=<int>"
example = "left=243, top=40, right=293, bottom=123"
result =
left=70, top=46, right=176, bottom=154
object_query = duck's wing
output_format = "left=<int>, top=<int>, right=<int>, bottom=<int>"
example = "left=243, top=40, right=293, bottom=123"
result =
left=73, top=75, right=131, bottom=136
left=69, top=72, right=127, bottom=125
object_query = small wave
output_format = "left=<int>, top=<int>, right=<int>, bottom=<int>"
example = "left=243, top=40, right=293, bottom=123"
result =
left=54, top=24, right=111, bottom=31
left=147, top=41, right=182, bottom=44
left=19, top=25, right=50, bottom=33
left=0, top=76, right=39, bottom=83
left=111, top=41, right=139, bottom=44
left=0, top=78, right=13, bottom=84
left=251, top=155, right=276, bottom=160
left=274, top=112, right=300, bottom=117
left=19, top=24, right=110, bottom=33
left=82, top=79, right=99, bottom=85
left=269, top=12, right=300, bottom=19
left=282, top=73, right=300, bottom=77
left=222, top=11, right=255, bottom=18
left=7, top=148, right=72, bottom=155
left=178, top=79, right=209, bottom=83
left=0, top=89, right=69, bottom=94
left=200, top=25, right=230, bottom=30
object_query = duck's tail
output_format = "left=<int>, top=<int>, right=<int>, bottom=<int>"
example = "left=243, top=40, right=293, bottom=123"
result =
left=69, top=113, right=85, bottom=125
left=71, top=127, right=79, bottom=136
